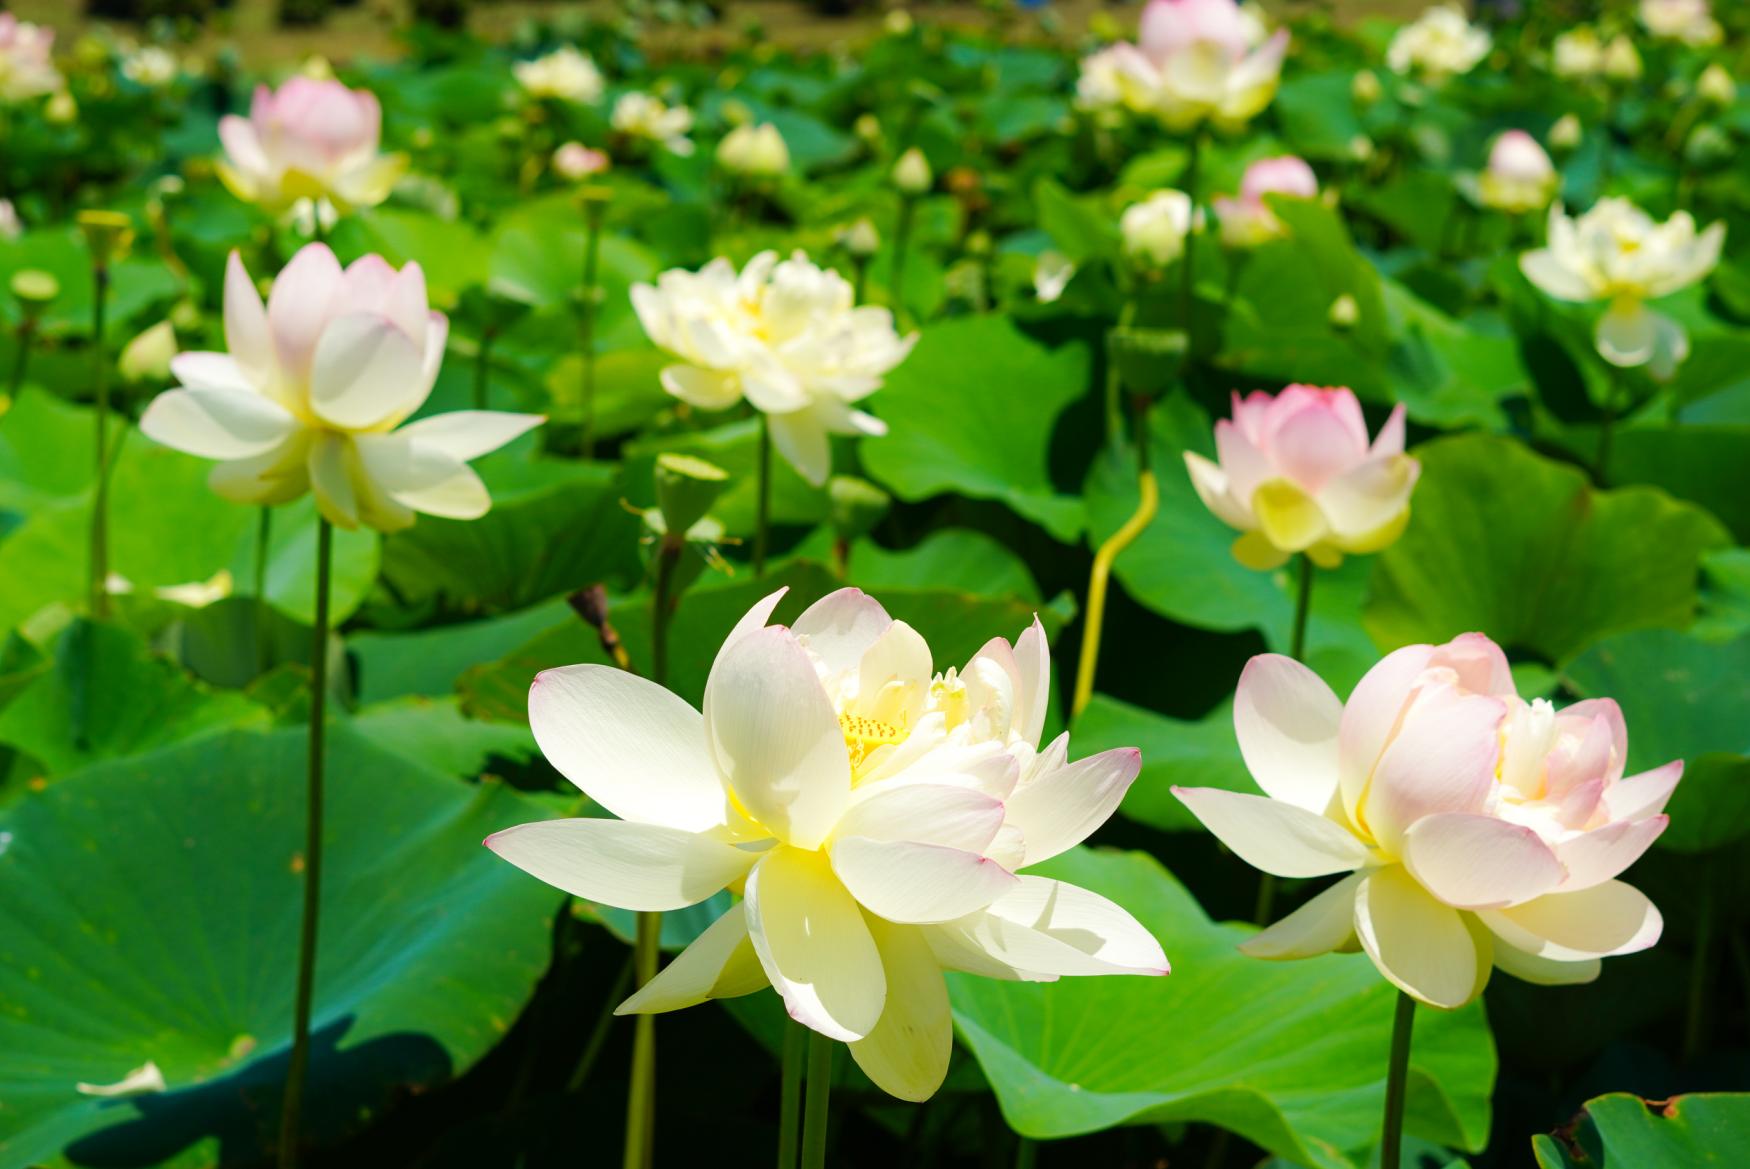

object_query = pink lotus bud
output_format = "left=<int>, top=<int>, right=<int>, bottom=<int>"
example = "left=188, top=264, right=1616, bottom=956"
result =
left=1212, top=155, right=1318, bottom=247
left=216, top=76, right=406, bottom=215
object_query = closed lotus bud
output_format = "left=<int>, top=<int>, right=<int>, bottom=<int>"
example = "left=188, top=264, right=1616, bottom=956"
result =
left=885, top=8, right=914, bottom=35
left=828, top=475, right=891, bottom=539
left=1351, top=68, right=1382, bottom=105
left=1121, top=189, right=1194, bottom=269
left=119, top=321, right=178, bottom=383
left=1684, top=124, right=1732, bottom=169
left=1328, top=293, right=1360, bottom=329
left=717, top=122, right=790, bottom=177
left=1476, top=130, right=1557, bottom=215
left=1184, top=385, right=1419, bottom=569
left=44, top=90, right=78, bottom=125
left=1213, top=155, right=1318, bottom=248
left=1349, top=134, right=1375, bottom=162
left=655, top=453, right=729, bottom=540
left=77, top=210, right=135, bottom=267
left=1696, top=63, right=1736, bottom=107
left=892, top=147, right=933, bottom=195
left=1549, top=113, right=1583, bottom=153
left=1601, top=36, right=1642, bottom=82
left=854, top=113, right=881, bottom=144
left=839, top=217, right=880, bottom=258
left=552, top=141, right=610, bottom=181
left=10, top=269, right=60, bottom=315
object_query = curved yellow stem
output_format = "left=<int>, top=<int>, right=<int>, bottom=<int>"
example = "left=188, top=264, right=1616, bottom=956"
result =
left=1072, top=468, right=1159, bottom=720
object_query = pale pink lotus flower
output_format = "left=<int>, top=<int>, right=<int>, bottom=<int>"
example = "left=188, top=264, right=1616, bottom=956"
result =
left=0, top=14, right=61, bottom=103
left=217, top=77, right=407, bottom=215
left=552, top=141, right=610, bottom=181
left=1469, top=130, right=1558, bottom=215
left=1077, top=0, right=1289, bottom=132
left=1174, top=633, right=1680, bottom=1008
left=140, top=244, right=542, bottom=532
left=1212, top=155, right=1319, bottom=248
left=486, top=587, right=1165, bottom=1101
left=1639, top=0, right=1722, bottom=47
left=1184, top=385, right=1419, bottom=570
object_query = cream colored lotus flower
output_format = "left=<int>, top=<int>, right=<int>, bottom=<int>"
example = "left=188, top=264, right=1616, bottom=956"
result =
left=1552, top=28, right=1641, bottom=82
left=140, top=244, right=542, bottom=532
left=1174, top=634, right=1679, bottom=1009
left=1520, top=198, right=1725, bottom=377
left=217, top=77, right=407, bottom=215
left=1121, top=189, right=1197, bottom=269
left=1212, top=155, right=1318, bottom=248
left=611, top=91, right=694, bottom=156
left=1077, top=0, right=1289, bottom=133
left=514, top=46, right=603, bottom=103
left=1470, top=130, right=1558, bottom=215
left=631, top=251, right=916, bottom=485
left=716, top=122, right=789, bottom=177
left=1640, top=0, right=1722, bottom=46
left=1387, top=5, right=1490, bottom=83
left=486, top=588, right=1166, bottom=1101
left=1185, top=385, right=1419, bottom=570
left=0, top=14, right=61, bottom=103
left=121, top=45, right=177, bottom=89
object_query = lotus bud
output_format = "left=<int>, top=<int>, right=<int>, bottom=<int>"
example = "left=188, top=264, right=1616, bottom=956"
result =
left=77, top=211, right=135, bottom=268
left=1602, top=36, right=1642, bottom=82
left=885, top=8, right=914, bottom=35
left=654, top=453, right=730, bottom=542
left=854, top=113, right=881, bottom=144
left=1352, top=68, right=1382, bottom=105
left=838, top=217, right=880, bottom=258
left=893, top=147, right=933, bottom=195
left=717, top=122, right=790, bottom=177
left=0, top=199, right=19, bottom=242
left=44, top=90, right=77, bottom=125
left=1120, top=189, right=1194, bottom=270
left=1329, top=293, right=1360, bottom=329
left=552, top=141, right=610, bottom=181
left=118, top=321, right=178, bottom=383
left=1549, top=113, right=1583, bottom=153
left=1696, top=63, right=1736, bottom=107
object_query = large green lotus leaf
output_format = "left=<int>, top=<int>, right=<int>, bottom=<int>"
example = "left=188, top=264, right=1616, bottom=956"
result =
left=1275, top=71, right=1369, bottom=161
left=1602, top=425, right=1750, bottom=543
left=1531, top=1093, right=1750, bottom=1168
left=0, top=390, right=93, bottom=514
left=0, top=228, right=183, bottom=337
left=350, top=598, right=571, bottom=705
left=1071, top=694, right=1251, bottom=834
left=348, top=695, right=537, bottom=780
left=1696, top=548, right=1750, bottom=641
left=224, top=497, right=381, bottom=627
left=843, top=528, right=1043, bottom=603
left=1566, top=627, right=1750, bottom=853
left=1381, top=282, right=1527, bottom=432
left=861, top=315, right=1088, bottom=543
left=950, top=848, right=1495, bottom=1167
left=487, top=195, right=660, bottom=309
left=375, top=458, right=642, bottom=618
left=0, top=726, right=559, bottom=1169
left=459, top=560, right=1070, bottom=720
left=542, top=348, right=672, bottom=439
left=0, top=619, right=264, bottom=778
left=1365, top=435, right=1731, bottom=664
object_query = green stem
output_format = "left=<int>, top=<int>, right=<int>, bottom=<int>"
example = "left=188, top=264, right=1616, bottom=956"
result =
left=278, top=518, right=333, bottom=1169
left=1595, top=368, right=1623, bottom=483
left=776, top=1020, right=805, bottom=1169
left=89, top=264, right=111, bottom=620
left=652, top=536, right=680, bottom=687
left=1290, top=554, right=1315, bottom=662
left=799, top=1029, right=834, bottom=1169
left=754, top=414, right=772, bottom=578
left=1103, top=299, right=1136, bottom=451
left=1683, top=883, right=1714, bottom=1061
left=580, top=199, right=605, bottom=459
left=1180, top=132, right=1203, bottom=332
left=474, top=328, right=494, bottom=411
left=1014, top=1136, right=1037, bottom=1169
left=255, top=507, right=273, bottom=679
left=890, top=196, right=916, bottom=327
left=623, top=910, right=660, bottom=1169
left=1379, top=991, right=1417, bottom=1169
left=566, top=952, right=635, bottom=1094
left=8, top=319, right=34, bottom=399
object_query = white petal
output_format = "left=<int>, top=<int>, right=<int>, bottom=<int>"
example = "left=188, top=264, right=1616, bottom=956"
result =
left=1595, top=301, right=1659, bottom=368
left=1401, top=812, right=1566, bottom=909
left=1603, top=761, right=1682, bottom=822
left=792, top=588, right=893, bottom=675
left=267, top=242, right=344, bottom=382
left=1478, top=880, right=1662, bottom=961
left=941, top=875, right=1169, bottom=978
left=1354, top=865, right=1488, bottom=1009
left=848, top=918, right=952, bottom=1102
left=1233, top=654, right=1343, bottom=813
left=1490, top=940, right=1601, bottom=987
left=1519, top=249, right=1598, bottom=302
left=399, top=410, right=544, bottom=463
left=615, top=907, right=767, bottom=1015
left=834, top=784, right=1004, bottom=852
left=1554, top=815, right=1668, bottom=892
left=140, top=387, right=297, bottom=460
left=1011, top=618, right=1051, bottom=748
left=1240, top=872, right=1363, bottom=959
left=170, top=351, right=260, bottom=394
left=767, top=407, right=833, bottom=487
left=1361, top=681, right=1504, bottom=852
left=1171, top=787, right=1370, bottom=878
left=388, top=461, right=491, bottom=521
left=745, top=847, right=885, bottom=1041
left=308, top=311, right=428, bottom=431
left=703, top=626, right=849, bottom=849
left=528, top=665, right=730, bottom=832
left=223, top=250, right=274, bottom=382
left=660, top=364, right=744, bottom=411
left=1005, top=747, right=1140, bottom=867
left=484, top=818, right=755, bottom=911
left=830, top=838, right=1017, bottom=924
left=309, top=432, right=360, bottom=529
left=1338, top=644, right=1435, bottom=823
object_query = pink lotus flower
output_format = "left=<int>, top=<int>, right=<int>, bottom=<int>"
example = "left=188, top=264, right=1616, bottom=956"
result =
left=1174, top=634, right=1679, bottom=1008
left=1077, top=0, right=1289, bottom=132
left=0, top=14, right=61, bottom=104
left=1472, top=130, right=1557, bottom=214
left=1184, top=385, right=1419, bottom=570
left=552, top=141, right=610, bottom=181
left=1212, top=155, right=1319, bottom=247
left=217, top=77, right=406, bottom=215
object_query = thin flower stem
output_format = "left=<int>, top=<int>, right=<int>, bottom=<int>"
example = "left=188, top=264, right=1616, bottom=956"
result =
left=1290, top=553, right=1315, bottom=662
left=1013, top=1136, right=1036, bottom=1169
left=622, top=908, right=660, bottom=1169
left=1595, top=368, right=1624, bottom=483
left=580, top=197, right=605, bottom=459
left=1683, top=882, right=1714, bottom=1061
left=1072, top=393, right=1158, bottom=720
left=566, top=952, right=634, bottom=1094
left=278, top=518, right=333, bottom=1169
left=754, top=414, right=772, bottom=578
left=8, top=318, right=34, bottom=399
left=890, top=196, right=916, bottom=329
left=799, top=1029, right=834, bottom=1169
left=255, top=507, right=273, bottom=678
left=1379, top=991, right=1417, bottom=1169
left=89, top=263, right=111, bottom=620
left=776, top=1020, right=805, bottom=1169
left=1103, top=300, right=1136, bottom=451
left=652, top=537, right=680, bottom=687
left=1180, top=131, right=1203, bottom=332
left=474, top=328, right=494, bottom=411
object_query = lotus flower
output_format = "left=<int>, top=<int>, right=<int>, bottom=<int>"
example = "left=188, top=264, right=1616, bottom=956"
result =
left=1212, top=155, right=1318, bottom=248
left=632, top=251, right=916, bottom=485
left=1470, top=131, right=1557, bottom=215
left=1520, top=198, right=1725, bottom=377
left=611, top=91, right=694, bottom=156
left=1077, top=0, right=1289, bottom=133
left=217, top=77, right=406, bottom=215
left=1386, top=5, right=1490, bottom=82
left=0, top=14, right=61, bottom=104
left=716, top=122, right=790, bottom=177
left=1121, top=189, right=1196, bottom=268
left=486, top=588, right=1167, bottom=1101
left=514, top=46, right=603, bottom=103
left=1185, top=386, right=1419, bottom=570
left=1174, top=634, right=1679, bottom=1008
left=1640, top=0, right=1722, bottom=46
left=551, top=142, right=610, bottom=181
left=140, top=244, right=542, bottom=532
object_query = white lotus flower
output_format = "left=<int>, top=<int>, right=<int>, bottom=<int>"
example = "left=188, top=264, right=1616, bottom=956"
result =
left=0, top=14, right=60, bottom=104
left=121, top=46, right=177, bottom=89
left=1640, top=0, right=1722, bottom=47
left=1077, top=0, right=1289, bottom=133
left=1121, top=189, right=1196, bottom=268
left=716, top=122, right=790, bottom=177
left=631, top=251, right=916, bottom=485
left=140, top=244, right=543, bottom=532
left=486, top=588, right=1167, bottom=1101
left=611, top=91, right=694, bottom=156
left=514, top=46, right=603, bottom=103
left=1387, top=5, right=1490, bottom=83
left=1520, top=198, right=1725, bottom=377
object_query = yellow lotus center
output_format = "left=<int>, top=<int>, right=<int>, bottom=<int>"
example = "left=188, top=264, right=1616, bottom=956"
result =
left=840, top=712, right=907, bottom=770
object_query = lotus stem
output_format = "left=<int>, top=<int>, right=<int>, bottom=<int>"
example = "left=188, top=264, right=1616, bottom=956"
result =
left=89, top=261, right=112, bottom=620
left=623, top=909, right=661, bottom=1169
left=1103, top=300, right=1136, bottom=451
left=777, top=1020, right=805, bottom=1169
left=1379, top=991, right=1417, bottom=1169
left=890, top=195, right=916, bottom=328
left=1180, top=131, right=1203, bottom=331
left=1073, top=394, right=1158, bottom=721
left=566, top=952, right=634, bottom=1094
left=754, top=414, right=772, bottom=578
left=799, top=1029, right=834, bottom=1169
left=580, top=191, right=607, bottom=459
left=7, top=317, right=34, bottom=401
left=255, top=507, right=273, bottom=677
left=474, top=327, right=494, bottom=411
left=278, top=517, right=333, bottom=1169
